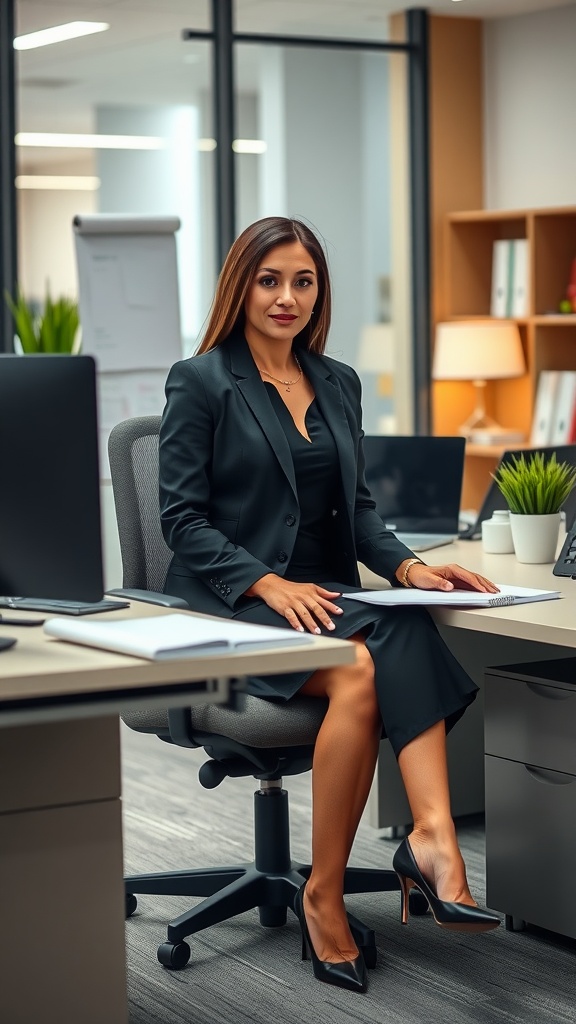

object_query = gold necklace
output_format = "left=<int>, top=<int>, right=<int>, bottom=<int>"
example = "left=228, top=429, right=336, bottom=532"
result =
left=258, top=354, right=303, bottom=393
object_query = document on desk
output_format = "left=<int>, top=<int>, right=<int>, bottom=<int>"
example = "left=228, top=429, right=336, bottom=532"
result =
left=43, top=613, right=312, bottom=660
left=343, top=584, right=561, bottom=608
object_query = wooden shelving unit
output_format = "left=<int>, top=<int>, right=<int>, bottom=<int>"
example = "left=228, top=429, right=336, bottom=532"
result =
left=434, top=206, right=576, bottom=509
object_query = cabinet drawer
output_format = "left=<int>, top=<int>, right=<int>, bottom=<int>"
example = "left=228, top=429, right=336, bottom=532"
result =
left=485, top=754, right=576, bottom=939
left=485, top=672, right=576, bottom=774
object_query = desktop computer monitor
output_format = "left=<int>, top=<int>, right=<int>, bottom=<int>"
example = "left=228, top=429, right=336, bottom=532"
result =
left=0, top=354, right=104, bottom=601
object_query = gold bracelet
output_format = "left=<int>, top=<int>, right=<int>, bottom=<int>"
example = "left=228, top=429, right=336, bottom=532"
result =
left=400, top=557, right=424, bottom=588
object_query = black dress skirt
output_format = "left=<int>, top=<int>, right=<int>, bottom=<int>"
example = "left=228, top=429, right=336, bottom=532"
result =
left=230, top=385, right=478, bottom=759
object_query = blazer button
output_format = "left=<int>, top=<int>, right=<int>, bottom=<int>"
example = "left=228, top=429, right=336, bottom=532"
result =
left=285, top=514, right=296, bottom=527
left=277, top=551, right=288, bottom=563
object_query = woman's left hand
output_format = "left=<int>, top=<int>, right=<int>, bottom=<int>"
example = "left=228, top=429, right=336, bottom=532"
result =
left=399, top=560, right=499, bottom=594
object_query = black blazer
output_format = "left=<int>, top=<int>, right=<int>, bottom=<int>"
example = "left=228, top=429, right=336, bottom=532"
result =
left=159, top=332, right=414, bottom=618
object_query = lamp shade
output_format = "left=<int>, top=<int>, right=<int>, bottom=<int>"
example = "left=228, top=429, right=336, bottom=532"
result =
left=358, top=323, right=395, bottom=374
left=432, top=320, right=525, bottom=381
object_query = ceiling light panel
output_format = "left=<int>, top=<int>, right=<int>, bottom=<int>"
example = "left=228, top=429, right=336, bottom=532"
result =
left=14, top=22, right=109, bottom=51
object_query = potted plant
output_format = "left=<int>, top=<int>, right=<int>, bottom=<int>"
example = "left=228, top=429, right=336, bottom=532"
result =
left=492, top=451, right=576, bottom=563
left=4, top=286, right=80, bottom=354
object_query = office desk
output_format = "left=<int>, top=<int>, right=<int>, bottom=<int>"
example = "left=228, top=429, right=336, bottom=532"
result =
left=0, top=601, right=355, bottom=1024
left=360, top=540, right=576, bottom=830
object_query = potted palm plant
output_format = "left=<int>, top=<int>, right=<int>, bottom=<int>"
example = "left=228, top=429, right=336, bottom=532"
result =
left=492, top=451, right=576, bottom=563
left=4, top=286, right=80, bottom=354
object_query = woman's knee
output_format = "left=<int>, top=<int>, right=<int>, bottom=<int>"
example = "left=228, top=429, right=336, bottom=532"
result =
left=331, top=642, right=379, bottom=719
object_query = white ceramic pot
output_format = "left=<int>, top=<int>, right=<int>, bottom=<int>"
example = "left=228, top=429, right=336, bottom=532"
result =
left=509, top=511, right=561, bottom=564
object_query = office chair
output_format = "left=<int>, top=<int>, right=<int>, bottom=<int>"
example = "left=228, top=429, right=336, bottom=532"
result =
left=108, top=415, right=416, bottom=971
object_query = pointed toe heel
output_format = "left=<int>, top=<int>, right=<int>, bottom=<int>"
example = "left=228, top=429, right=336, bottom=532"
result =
left=293, top=885, right=368, bottom=993
left=393, top=838, right=500, bottom=933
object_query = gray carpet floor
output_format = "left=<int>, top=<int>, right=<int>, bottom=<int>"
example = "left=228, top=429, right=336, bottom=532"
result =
left=121, top=724, right=576, bottom=1024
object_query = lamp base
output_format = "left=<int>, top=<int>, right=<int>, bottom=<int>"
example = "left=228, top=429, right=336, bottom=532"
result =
left=467, top=427, right=525, bottom=446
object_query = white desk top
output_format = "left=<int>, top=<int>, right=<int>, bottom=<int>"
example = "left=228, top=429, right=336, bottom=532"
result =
left=360, top=539, right=576, bottom=650
left=0, top=600, right=355, bottom=726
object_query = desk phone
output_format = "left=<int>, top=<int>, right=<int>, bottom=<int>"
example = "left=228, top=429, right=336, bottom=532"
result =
left=553, top=521, right=576, bottom=578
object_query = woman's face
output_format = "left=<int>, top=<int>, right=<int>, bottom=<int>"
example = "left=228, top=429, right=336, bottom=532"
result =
left=243, top=241, right=319, bottom=349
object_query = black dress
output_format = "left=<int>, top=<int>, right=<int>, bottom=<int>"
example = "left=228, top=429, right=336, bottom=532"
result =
left=231, top=385, right=478, bottom=758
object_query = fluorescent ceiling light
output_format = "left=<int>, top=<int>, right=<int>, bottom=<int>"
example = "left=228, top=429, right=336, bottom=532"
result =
left=16, top=132, right=165, bottom=150
left=232, top=139, right=267, bottom=154
left=15, top=175, right=100, bottom=191
left=16, top=133, right=267, bottom=154
left=199, top=139, right=267, bottom=153
left=14, top=22, right=109, bottom=51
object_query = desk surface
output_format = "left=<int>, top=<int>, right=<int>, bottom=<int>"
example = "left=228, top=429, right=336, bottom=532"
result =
left=0, top=599, right=355, bottom=726
left=360, top=539, right=576, bottom=649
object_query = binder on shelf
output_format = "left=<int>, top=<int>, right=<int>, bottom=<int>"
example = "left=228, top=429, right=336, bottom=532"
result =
left=530, top=370, right=560, bottom=446
left=511, top=239, right=529, bottom=317
left=490, top=240, right=510, bottom=317
left=490, top=238, right=529, bottom=318
left=550, top=371, right=576, bottom=445
left=568, top=399, right=576, bottom=445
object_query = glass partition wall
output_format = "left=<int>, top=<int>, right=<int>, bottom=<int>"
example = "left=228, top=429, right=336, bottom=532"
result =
left=12, top=0, right=415, bottom=436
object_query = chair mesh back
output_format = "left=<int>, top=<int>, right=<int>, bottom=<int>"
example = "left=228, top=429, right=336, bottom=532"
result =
left=108, top=416, right=172, bottom=592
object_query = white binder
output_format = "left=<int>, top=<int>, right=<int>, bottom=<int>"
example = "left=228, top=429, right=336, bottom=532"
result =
left=550, top=371, right=576, bottom=444
left=531, top=370, right=560, bottom=446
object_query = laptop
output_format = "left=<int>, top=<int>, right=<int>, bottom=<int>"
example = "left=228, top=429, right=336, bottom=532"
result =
left=363, top=436, right=466, bottom=552
left=459, top=444, right=576, bottom=540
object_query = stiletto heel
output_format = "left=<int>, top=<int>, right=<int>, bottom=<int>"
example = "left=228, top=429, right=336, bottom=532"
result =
left=396, top=871, right=413, bottom=926
left=293, top=884, right=368, bottom=993
left=393, top=838, right=500, bottom=933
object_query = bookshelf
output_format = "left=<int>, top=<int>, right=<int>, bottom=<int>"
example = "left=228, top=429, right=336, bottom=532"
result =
left=433, top=206, right=576, bottom=509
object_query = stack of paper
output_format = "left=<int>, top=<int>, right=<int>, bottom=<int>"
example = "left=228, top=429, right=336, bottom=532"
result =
left=343, top=585, right=560, bottom=608
left=44, top=613, right=312, bottom=660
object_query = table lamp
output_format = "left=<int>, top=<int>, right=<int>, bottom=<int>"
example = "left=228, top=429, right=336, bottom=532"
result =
left=432, top=319, right=526, bottom=444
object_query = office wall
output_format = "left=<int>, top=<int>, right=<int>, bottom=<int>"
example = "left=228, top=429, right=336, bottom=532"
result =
left=484, top=3, right=576, bottom=209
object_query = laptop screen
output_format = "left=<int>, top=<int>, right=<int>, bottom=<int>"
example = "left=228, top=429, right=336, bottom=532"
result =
left=469, top=444, right=576, bottom=537
left=363, top=436, right=466, bottom=534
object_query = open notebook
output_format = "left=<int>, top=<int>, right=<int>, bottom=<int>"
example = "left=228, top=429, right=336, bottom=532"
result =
left=44, top=613, right=313, bottom=661
left=343, top=585, right=560, bottom=608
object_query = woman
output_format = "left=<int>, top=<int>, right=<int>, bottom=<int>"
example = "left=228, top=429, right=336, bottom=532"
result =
left=159, top=216, right=500, bottom=995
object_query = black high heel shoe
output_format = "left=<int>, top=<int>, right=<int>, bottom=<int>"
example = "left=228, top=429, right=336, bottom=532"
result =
left=293, top=884, right=368, bottom=993
left=393, top=838, right=500, bottom=933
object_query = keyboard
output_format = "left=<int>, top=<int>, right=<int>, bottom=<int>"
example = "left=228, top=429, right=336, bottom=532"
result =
left=0, top=597, right=130, bottom=615
left=393, top=533, right=456, bottom=553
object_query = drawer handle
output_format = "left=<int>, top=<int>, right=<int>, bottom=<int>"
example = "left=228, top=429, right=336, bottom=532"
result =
left=524, top=764, right=575, bottom=786
left=525, top=681, right=575, bottom=701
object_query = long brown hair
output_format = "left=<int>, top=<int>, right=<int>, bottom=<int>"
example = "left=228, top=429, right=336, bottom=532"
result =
left=196, top=217, right=331, bottom=355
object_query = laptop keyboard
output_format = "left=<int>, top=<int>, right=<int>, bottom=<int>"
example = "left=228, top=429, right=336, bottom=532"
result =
left=393, top=533, right=456, bottom=552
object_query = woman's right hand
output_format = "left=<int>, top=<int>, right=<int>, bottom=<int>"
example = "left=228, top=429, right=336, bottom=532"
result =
left=244, top=574, right=343, bottom=634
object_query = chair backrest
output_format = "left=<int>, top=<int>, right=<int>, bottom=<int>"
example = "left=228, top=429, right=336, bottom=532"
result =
left=108, top=416, right=172, bottom=593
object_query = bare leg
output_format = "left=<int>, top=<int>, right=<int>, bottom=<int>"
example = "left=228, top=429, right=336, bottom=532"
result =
left=397, top=720, right=476, bottom=905
left=299, top=636, right=382, bottom=962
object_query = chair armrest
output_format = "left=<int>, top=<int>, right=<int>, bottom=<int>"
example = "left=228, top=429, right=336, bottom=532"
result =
left=106, top=588, right=189, bottom=609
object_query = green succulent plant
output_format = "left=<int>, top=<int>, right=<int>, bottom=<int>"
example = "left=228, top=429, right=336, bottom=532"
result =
left=493, top=451, right=576, bottom=515
left=4, top=286, right=80, bottom=354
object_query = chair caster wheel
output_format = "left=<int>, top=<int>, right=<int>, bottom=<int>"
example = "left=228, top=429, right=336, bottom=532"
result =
left=408, top=891, right=429, bottom=916
left=360, top=943, right=378, bottom=969
left=157, top=941, right=191, bottom=970
left=259, top=906, right=287, bottom=927
left=125, top=893, right=137, bottom=918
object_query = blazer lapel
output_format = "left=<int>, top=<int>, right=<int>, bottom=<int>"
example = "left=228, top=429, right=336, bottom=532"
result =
left=226, top=333, right=298, bottom=500
left=297, top=349, right=357, bottom=525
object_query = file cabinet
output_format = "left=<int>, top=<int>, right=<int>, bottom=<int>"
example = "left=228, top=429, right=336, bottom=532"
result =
left=484, top=657, right=576, bottom=938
